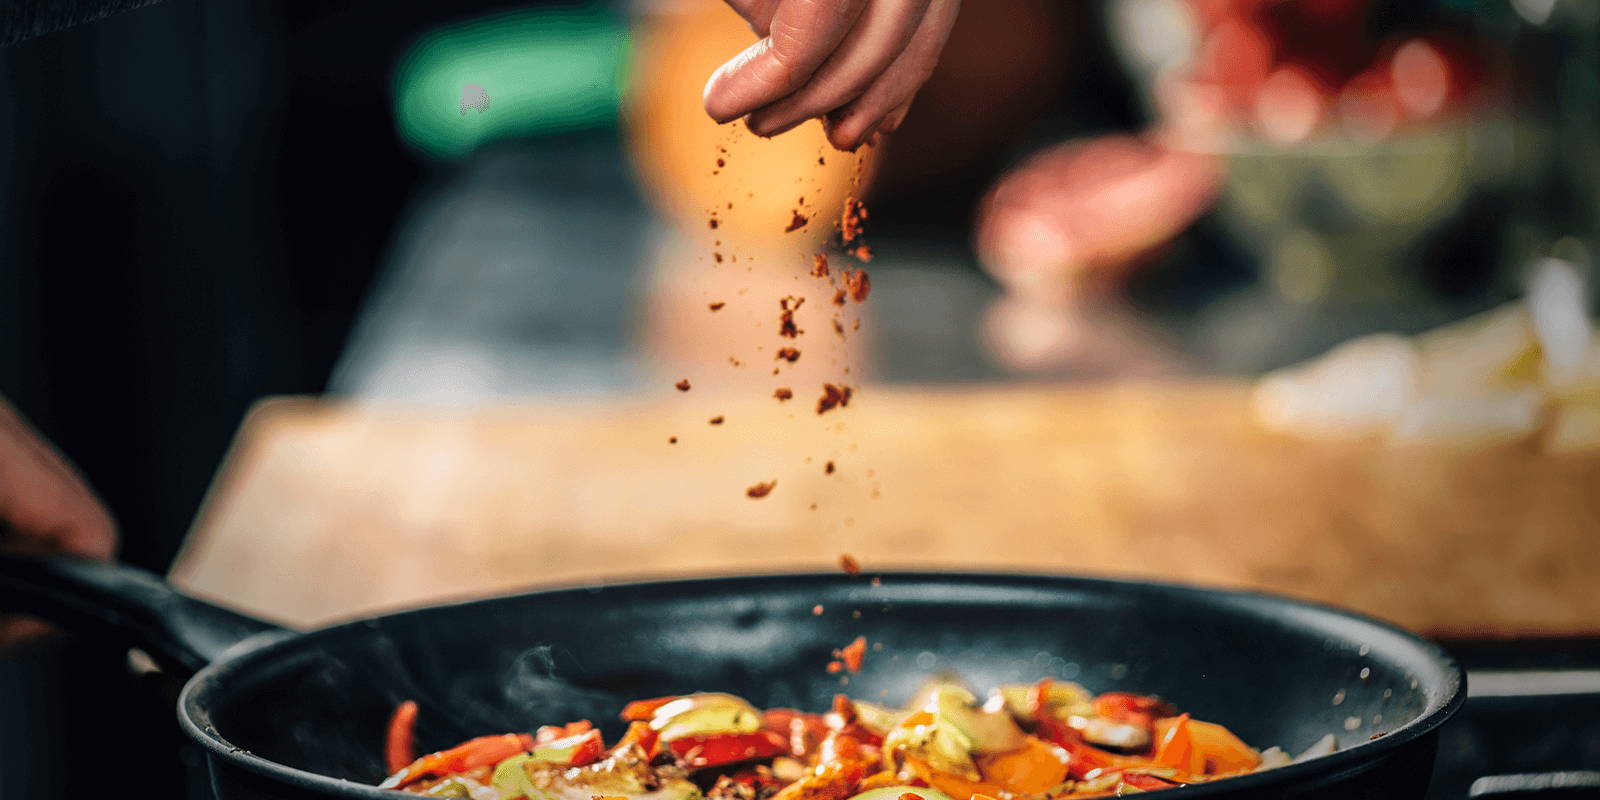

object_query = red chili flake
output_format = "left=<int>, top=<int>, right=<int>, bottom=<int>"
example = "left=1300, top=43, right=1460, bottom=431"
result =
left=708, top=218, right=720, bottom=230
left=675, top=379, right=691, bottom=392
left=716, top=158, right=726, bottom=168
left=812, top=604, right=824, bottom=615
left=811, top=253, right=830, bottom=278
left=833, top=636, right=867, bottom=673
left=709, top=302, right=726, bottom=311
left=746, top=480, right=776, bottom=499
left=832, top=289, right=847, bottom=306
left=843, top=269, right=871, bottom=302
left=785, top=211, right=810, bottom=233
left=840, top=196, right=867, bottom=244
left=779, top=296, right=805, bottom=338
left=825, top=460, right=836, bottom=474
left=714, top=253, right=724, bottom=263
left=709, top=416, right=725, bottom=426
left=851, top=245, right=873, bottom=263
left=668, top=436, right=678, bottom=444
left=774, top=388, right=793, bottom=401
left=899, top=794, right=921, bottom=800
left=826, top=661, right=844, bottom=674
left=816, top=384, right=853, bottom=414
left=776, top=347, right=801, bottom=363
left=839, top=553, right=861, bottom=575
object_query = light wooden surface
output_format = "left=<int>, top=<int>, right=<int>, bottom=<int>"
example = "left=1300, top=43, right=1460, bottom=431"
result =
left=169, top=382, right=1600, bottom=636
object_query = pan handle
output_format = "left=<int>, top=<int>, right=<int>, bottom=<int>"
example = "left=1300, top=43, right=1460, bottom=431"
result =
left=0, top=551, right=285, bottom=675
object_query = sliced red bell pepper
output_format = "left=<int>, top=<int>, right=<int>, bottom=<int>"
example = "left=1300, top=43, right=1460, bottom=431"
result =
left=668, top=730, right=788, bottom=769
left=535, top=719, right=594, bottom=745
left=533, top=729, right=606, bottom=767
left=384, top=700, right=419, bottom=775
left=1028, top=678, right=1055, bottom=717
left=379, top=732, right=535, bottom=789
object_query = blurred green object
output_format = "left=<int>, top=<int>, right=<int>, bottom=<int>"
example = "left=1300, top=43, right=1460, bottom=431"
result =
left=392, top=4, right=631, bottom=159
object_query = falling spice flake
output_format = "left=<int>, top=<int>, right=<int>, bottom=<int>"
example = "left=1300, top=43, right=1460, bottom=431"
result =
left=840, top=196, right=867, bottom=244
left=708, top=218, right=720, bottom=230
left=774, top=388, right=794, bottom=401
left=852, top=318, right=861, bottom=331
left=843, top=269, right=871, bottom=302
left=716, top=158, right=726, bottom=168
left=776, top=347, right=801, bottom=363
left=714, top=253, right=724, bottom=263
left=832, top=288, right=848, bottom=306
left=728, top=357, right=743, bottom=367
left=811, top=253, right=830, bottom=278
left=839, top=553, right=861, bottom=575
left=746, top=480, right=776, bottom=499
left=709, top=301, right=726, bottom=311
left=816, top=383, right=853, bottom=414
left=675, top=379, right=692, bottom=392
left=812, top=604, right=824, bottom=615
left=785, top=210, right=810, bottom=233
left=709, top=416, right=725, bottom=425
left=851, top=245, right=873, bottom=263
left=825, top=460, right=836, bottom=474
left=826, top=661, right=844, bottom=674
left=833, top=636, right=867, bottom=673
left=818, top=156, right=826, bottom=165
left=832, top=318, right=846, bottom=336
left=779, top=296, right=805, bottom=338
left=668, top=436, right=678, bottom=444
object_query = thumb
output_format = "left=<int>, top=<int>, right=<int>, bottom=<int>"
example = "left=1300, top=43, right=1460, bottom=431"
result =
left=723, top=0, right=781, bottom=36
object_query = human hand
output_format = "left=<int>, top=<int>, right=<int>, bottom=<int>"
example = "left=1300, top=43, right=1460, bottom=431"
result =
left=976, top=135, right=1224, bottom=304
left=0, top=396, right=117, bottom=647
left=703, top=0, right=962, bottom=151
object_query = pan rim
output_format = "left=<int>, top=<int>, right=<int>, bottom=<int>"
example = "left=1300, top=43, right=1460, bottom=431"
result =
left=177, top=570, right=1465, bottom=798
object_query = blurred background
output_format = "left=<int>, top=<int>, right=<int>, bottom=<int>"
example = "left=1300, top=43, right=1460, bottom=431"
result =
left=2, top=0, right=1599, bottom=797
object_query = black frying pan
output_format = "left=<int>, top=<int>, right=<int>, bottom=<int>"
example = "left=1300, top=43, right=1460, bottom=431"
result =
left=0, top=554, right=1463, bottom=799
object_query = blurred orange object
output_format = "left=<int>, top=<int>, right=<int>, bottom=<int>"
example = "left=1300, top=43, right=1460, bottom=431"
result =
left=625, top=0, right=871, bottom=250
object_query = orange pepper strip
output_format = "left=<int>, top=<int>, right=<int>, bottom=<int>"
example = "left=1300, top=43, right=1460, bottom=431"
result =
left=903, top=754, right=1004, bottom=799
left=384, top=700, right=419, bottom=775
left=1185, top=719, right=1261, bottom=775
left=379, top=732, right=535, bottom=789
left=621, top=695, right=680, bottom=721
left=977, top=738, right=1070, bottom=794
left=1152, top=715, right=1204, bottom=775
left=614, top=720, right=660, bottom=756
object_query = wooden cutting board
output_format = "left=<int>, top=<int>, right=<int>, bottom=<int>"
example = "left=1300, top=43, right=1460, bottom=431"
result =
left=169, top=382, right=1600, bottom=636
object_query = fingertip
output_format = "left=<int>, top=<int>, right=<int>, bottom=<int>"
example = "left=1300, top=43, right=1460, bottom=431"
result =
left=745, top=110, right=806, bottom=139
left=825, top=114, right=878, bottom=152
left=703, top=75, right=743, bottom=125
